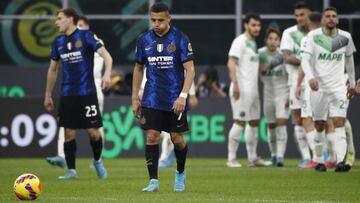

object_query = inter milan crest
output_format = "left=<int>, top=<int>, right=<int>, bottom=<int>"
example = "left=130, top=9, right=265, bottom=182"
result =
left=67, top=42, right=72, bottom=50
left=167, top=43, right=176, bottom=52
left=157, top=44, right=163, bottom=52
left=75, top=40, right=82, bottom=48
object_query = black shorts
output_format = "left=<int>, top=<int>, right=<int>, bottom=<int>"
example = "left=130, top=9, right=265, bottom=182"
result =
left=58, top=94, right=103, bottom=129
left=140, top=107, right=189, bottom=133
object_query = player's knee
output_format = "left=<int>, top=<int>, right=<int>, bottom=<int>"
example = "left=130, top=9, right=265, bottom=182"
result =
left=332, top=118, right=345, bottom=128
left=234, top=120, right=244, bottom=127
left=268, top=123, right=277, bottom=129
left=64, top=128, right=76, bottom=141
left=314, top=121, right=326, bottom=132
left=146, top=133, right=160, bottom=144
left=248, top=120, right=259, bottom=127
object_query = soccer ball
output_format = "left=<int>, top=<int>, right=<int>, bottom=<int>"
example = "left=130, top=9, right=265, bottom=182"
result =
left=13, top=173, right=42, bottom=200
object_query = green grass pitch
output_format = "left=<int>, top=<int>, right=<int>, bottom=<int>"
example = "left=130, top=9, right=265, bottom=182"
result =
left=0, top=158, right=359, bottom=202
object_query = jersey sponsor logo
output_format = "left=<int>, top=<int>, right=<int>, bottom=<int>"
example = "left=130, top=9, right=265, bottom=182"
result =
left=60, top=51, right=83, bottom=63
left=317, top=53, right=343, bottom=61
left=157, top=44, right=163, bottom=52
left=167, top=43, right=176, bottom=52
left=75, top=40, right=82, bottom=48
left=147, top=56, right=173, bottom=62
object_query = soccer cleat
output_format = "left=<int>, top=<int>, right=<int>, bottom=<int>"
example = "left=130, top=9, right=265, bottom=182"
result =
left=174, top=171, right=186, bottom=192
left=248, top=158, right=272, bottom=167
left=93, top=160, right=108, bottom=179
left=346, top=150, right=355, bottom=166
left=335, top=161, right=351, bottom=172
left=304, top=160, right=318, bottom=168
left=276, top=157, right=284, bottom=167
left=324, top=161, right=336, bottom=169
left=46, top=156, right=67, bottom=168
left=314, top=163, right=326, bottom=172
left=298, top=159, right=310, bottom=168
left=271, top=156, right=277, bottom=166
left=58, top=170, right=79, bottom=180
left=226, top=160, right=242, bottom=168
left=142, top=179, right=159, bottom=192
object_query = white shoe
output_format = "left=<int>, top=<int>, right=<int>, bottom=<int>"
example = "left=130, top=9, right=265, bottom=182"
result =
left=226, top=160, right=242, bottom=168
left=248, top=158, right=272, bottom=167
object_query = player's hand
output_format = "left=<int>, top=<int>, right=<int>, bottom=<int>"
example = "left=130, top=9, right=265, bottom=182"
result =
left=172, top=97, right=186, bottom=115
left=259, top=64, right=269, bottom=73
left=189, top=95, right=198, bottom=109
left=44, top=96, right=54, bottom=112
left=295, top=86, right=302, bottom=100
left=101, top=73, right=111, bottom=90
left=355, top=79, right=360, bottom=93
left=232, top=81, right=240, bottom=100
left=347, top=87, right=356, bottom=100
left=308, top=79, right=319, bottom=91
left=132, top=99, right=141, bottom=118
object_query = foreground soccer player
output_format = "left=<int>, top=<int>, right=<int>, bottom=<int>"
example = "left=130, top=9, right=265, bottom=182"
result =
left=301, top=7, right=356, bottom=172
left=44, top=8, right=112, bottom=179
left=132, top=3, right=195, bottom=192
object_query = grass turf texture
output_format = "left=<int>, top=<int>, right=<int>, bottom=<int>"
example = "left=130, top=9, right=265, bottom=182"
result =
left=0, top=158, right=359, bottom=202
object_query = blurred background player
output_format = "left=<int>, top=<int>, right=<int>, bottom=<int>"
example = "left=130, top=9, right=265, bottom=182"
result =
left=138, top=69, right=198, bottom=168
left=295, top=11, right=322, bottom=168
left=227, top=13, right=270, bottom=168
left=44, top=8, right=112, bottom=179
left=301, top=7, right=356, bottom=172
left=259, top=27, right=289, bottom=167
left=280, top=1, right=311, bottom=168
left=132, top=2, right=195, bottom=192
left=46, top=15, right=106, bottom=169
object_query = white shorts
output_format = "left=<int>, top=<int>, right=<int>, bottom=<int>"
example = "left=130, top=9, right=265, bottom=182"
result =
left=263, top=94, right=290, bottom=123
left=310, top=90, right=348, bottom=121
left=300, top=85, right=312, bottom=118
left=289, top=85, right=301, bottom=110
left=230, top=83, right=260, bottom=121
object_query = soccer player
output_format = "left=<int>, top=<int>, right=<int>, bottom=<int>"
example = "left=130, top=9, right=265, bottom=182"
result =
left=280, top=1, right=311, bottom=168
left=132, top=3, right=195, bottom=192
left=259, top=27, right=290, bottom=167
left=46, top=15, right=106, bottom=169
left=301, top=7, right=356, bottom=172
left=295, top=11, right=322, bottom=168
left=44, top=8, right=112, bottom=179
left=227, top=13, right=270, bottom=168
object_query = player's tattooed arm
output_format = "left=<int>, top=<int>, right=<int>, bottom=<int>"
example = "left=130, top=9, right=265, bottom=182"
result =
left=282, top=50, right=300, bottom=66
left=97, top=47, right=113, bottom=90
left=227, top=56, right=240, bottom=100
left=44, top=59, right=60, bottom=112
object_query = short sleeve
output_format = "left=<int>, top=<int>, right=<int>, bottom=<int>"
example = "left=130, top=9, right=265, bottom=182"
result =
left=85, top=31, right=103, bottom=52
left=346, top=35, right=356, bottom=56
left=280, top=29, right=293, bottom=53
left=50, top=40, right=60, bottom=61
left=228, top=37, right=243, bottom=59
left=135, top=36, right=145, bottom=64
left=179, top=33, right=194, bottom=63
